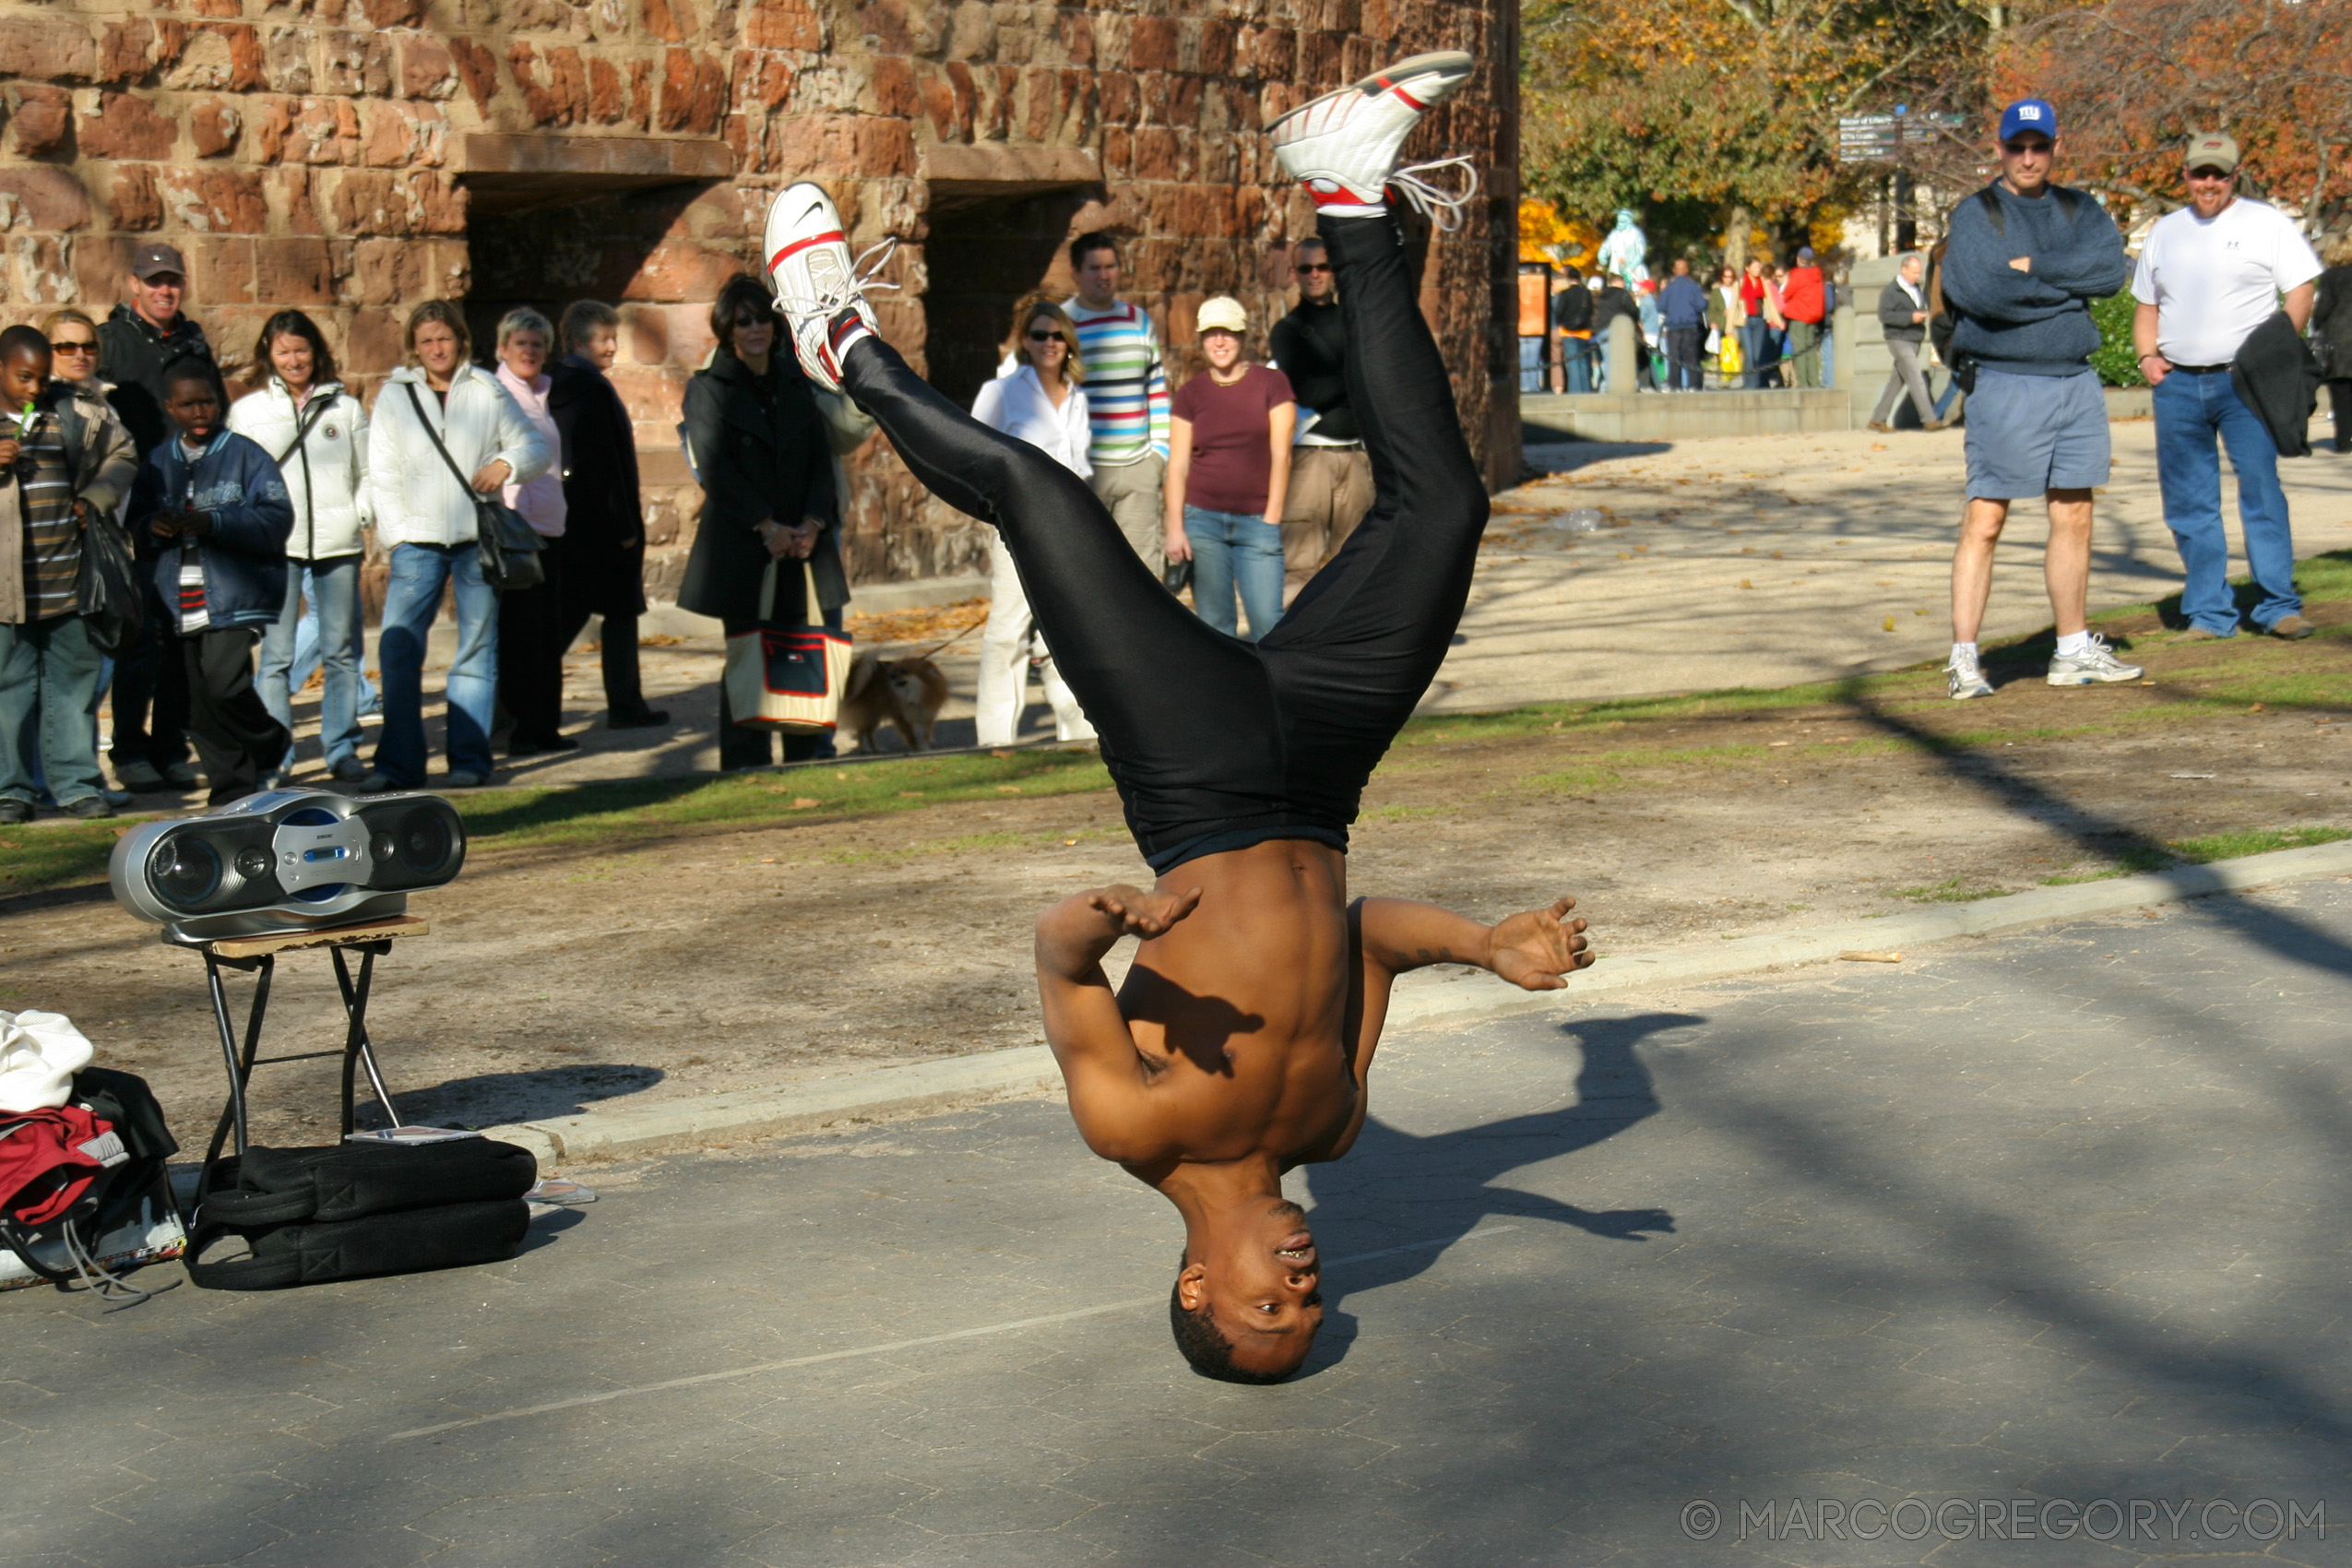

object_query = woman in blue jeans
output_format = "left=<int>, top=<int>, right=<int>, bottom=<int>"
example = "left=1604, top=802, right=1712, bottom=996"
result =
left=1164, top=296, right=1295, bottom=641
left=361, top=301, right=549, bottom=791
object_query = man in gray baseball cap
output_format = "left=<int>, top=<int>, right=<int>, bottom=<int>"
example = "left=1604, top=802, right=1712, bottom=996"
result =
left=2131, top=130, right=2323, bottom=639
left=98, top=239, right=215, bottom=793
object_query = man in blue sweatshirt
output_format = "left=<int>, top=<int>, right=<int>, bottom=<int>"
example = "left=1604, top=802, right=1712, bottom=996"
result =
left=1659, top=258, right=1711, bottom=392
left=1939, top=98, right=2140, bottom=700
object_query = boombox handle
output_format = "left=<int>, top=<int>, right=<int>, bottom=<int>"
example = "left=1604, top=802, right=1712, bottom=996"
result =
left=174, top=917, right=423, bottom=1210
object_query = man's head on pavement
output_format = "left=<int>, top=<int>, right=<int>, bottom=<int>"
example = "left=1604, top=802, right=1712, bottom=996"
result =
left=1292, top=236, right=1335, bottom=303
left=1071, top=232, right=1122, bottom=311
left=1170, top=1199, right=1324, bottom=1384
left=2181, top=130, right=2239, bottom=220
left=127, top=243, right=188, bottom=333
left=1996, top=99, right=2058, bottom=196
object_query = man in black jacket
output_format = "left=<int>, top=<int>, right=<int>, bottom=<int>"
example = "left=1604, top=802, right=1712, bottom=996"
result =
left=97, top=243, right=213, bottom=794
left=1550, top=267, right=1595, bottom=392
left=1269, top=236, right=1374, bottom=596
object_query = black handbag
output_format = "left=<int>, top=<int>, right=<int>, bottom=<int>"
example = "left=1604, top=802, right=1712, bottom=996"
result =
left=73, top=508, right=143, bottom=656
left=404, top=383, right=545, bottom=593
left=186, top=1136, right=537, bottom=1290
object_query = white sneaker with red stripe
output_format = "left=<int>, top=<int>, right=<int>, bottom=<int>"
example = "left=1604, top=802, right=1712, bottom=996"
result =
left=1269, top=53, right=1479, bottom=230
left=763, top=181, right=897, bottom=393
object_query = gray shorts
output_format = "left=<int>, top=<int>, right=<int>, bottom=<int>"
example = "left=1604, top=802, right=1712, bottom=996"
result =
left=1963, top=366, right=2109, bottom=500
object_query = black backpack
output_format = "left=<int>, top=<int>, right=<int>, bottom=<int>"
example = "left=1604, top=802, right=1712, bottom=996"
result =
left=0, top=1067, right=186, bottom=1306
left=186, top=1137, right=536, bottom=1290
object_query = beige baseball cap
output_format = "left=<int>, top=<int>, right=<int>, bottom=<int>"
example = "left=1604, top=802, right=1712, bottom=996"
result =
left=2183, top=131, right=2239, bottom=174
left=1195, top=296, right=1248, bottom=334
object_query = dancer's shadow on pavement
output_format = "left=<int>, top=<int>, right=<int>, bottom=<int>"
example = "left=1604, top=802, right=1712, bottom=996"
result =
left=1299, top=1011, right=1692, bottom=1371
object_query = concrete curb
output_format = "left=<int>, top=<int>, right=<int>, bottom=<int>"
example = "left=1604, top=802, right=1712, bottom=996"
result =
left=485, top=839, right=2352, bottom=1165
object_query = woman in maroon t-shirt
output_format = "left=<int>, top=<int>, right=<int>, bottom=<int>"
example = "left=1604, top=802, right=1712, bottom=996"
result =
left=1165, top=296, right=1296, bottom=640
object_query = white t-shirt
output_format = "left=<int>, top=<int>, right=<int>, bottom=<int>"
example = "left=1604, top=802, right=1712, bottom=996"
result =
left=2132, top=197, right=2322, bottom=366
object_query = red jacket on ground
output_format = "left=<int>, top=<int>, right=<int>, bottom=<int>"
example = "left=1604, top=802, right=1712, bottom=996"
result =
left=1781, top=266, right=1826, bottom=325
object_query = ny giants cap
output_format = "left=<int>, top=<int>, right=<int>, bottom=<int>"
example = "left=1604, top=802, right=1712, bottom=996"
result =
left=2183, top=130, right=2240, bottom=174
left=129, top=242, right=188, bottom=280
left=1998, top=99, right=2058, bottom=143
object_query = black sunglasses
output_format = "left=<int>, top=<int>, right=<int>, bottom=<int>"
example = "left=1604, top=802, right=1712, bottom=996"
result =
left=1026, top=329, right=1063, bottom=342
left=2187, top=167, right=2232, bottom=180
left=49, top=339, right=97, bottom=354
left=731, top=311, right=770, bottom=328
left=1295, top=262, right=1332, bottom=274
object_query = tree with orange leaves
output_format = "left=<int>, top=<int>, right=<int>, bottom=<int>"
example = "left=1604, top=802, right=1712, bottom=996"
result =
left=1996, top=0, right=2351, bottom=233
left=1523, top=0, right=1990, bottom=261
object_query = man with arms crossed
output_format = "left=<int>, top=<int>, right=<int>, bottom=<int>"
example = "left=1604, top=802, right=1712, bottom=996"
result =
left=765, top=52, right=1588, bottom=1384
left=1940, top=98, right=2139, bottom=699
left=2132, top=131, right=2322, bottom=642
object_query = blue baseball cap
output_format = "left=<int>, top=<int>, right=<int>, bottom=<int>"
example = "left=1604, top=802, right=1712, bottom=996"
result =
left=1999, top=99, right=2057, bottom=143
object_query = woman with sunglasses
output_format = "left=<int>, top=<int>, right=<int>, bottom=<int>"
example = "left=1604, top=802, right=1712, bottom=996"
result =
left=969, top=294, right=1096, bottom=748
left=677, top=273, right=853, bottom=767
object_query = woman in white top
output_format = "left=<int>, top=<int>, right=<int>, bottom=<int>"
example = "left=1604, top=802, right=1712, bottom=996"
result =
left=228, top=310, right=373, bottom=783
left=969, top=294, right=1096, bottom=748
left=490, top=308, right=575, bottom=756
left=363, top=300, right=549, bottom=790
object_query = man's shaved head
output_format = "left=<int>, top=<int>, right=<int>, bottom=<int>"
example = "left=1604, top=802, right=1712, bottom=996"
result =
left=1170, top=1253, right=1294, bottom=1384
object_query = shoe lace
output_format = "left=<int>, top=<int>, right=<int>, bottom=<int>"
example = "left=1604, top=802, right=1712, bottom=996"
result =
left=777, top=235, right=904, bottom=317
left=1387, top=156, right=1480, bottom=232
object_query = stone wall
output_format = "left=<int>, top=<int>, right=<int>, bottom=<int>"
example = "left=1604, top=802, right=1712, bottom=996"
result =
left=0, top=0, right=1519, bottom=601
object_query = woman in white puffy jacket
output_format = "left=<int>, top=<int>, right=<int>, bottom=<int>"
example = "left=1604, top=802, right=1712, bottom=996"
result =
left=362, top=300, right=549, bottom=791
left=970, top=294, right=1095, bottom=748
left=228, top=311, right=373, bottom=784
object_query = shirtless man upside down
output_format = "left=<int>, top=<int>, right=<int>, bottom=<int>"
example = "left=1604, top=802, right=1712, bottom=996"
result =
left=765, top=51, right=1590, bottom=1383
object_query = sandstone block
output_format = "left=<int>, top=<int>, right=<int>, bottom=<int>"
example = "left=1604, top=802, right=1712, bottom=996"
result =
left=254, top=237, right=335, bottom=305
left=7, top=235, right=80, bottom=308
left=626, top=57, right=656, bottom=128
left=657, top=49, right=726, bottom=133
left=745, top=0, right=821, bottom=52
left=868, top=55, right=916, bottom=117
left=161, top=168, right=269, bottom=235
left=321, top=31, right=393, bottom=97
left=190, top=99, right=243, bottom=158
left=944, top=1, right=994, bottom=62
left=447, top=37, right=502, bottom=113
left=6, top=86, right=74, bottom=160
left=362, top=101, right=448, bottom=167
left=624, top=240, right=742, bottom=302
left=856, top=0, right=909, bottom=56
left=1097, top=71, right=1134, bottom=126
left=344, top=305, right=406, bottom=377
left=271, top=167, right=322, bottom=235
left=98, top=20, right=158, bottom=84
left=410, top=174, right=467, bottom=235
left=588, top=57, right=627, bottom=120
left=360, top=0, right=431, bottom=26
left=78, top=93, right=178, bottom=162
left=399, top=37, right=457, bottom=101
left=1129, top=14, right=1178, bottom=71
left=186, top=235, right=256, bottom=305
left=74, top=236, right=136, bottom=303
left=0, top=16, right=98, bottom=83
left=328, top=170, right=403, bottom=235
left=511, top=42, right=588, bottom=126
left=161, top=25, right=265, bottom=92
left=106, top=166, right=163, bottom=231
left=265, top=26, right=315, bottom=94
left=643, top=0, right=692, bottom=44
left=0, top=166, right=93, bottom=232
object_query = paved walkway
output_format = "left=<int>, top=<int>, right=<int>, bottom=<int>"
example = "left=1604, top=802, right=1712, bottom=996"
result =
left=14, top=880, right=2352, bottom=1565
left=225, top=419, right=2352, bottom=797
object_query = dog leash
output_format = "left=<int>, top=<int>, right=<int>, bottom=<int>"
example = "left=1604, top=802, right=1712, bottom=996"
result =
left=905, top=617, right=983, bottom=663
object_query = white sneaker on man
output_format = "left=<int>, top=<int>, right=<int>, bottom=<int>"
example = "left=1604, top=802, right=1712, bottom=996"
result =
left=763, top=182, right=889, bottom=394
left=2046, top=632, right=2143, bottom=686
left=1268, top=53, right=1476, bottom=218
left=1946, top=651, right=1994, bottom=700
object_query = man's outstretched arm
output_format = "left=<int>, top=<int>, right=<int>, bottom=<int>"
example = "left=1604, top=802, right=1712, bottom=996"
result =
left=1033, top=884, right=1201, bottom=1160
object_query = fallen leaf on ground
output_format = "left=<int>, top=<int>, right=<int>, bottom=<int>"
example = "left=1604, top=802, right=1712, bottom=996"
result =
left=1839, top=950, right=1903, bottom=963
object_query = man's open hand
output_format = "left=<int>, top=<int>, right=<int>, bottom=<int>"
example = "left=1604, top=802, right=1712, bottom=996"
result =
left=1487, top=897, right=1592, bottom=992
left=1086, top=884, right=1201, bottom=941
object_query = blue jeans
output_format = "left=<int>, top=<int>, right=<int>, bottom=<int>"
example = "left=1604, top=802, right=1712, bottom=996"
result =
left=260, top=555, right=366, bottom=773
left=0, top=614, right=104, bottom=806
left=1182, top=505, right=1285, bottom=641
left=1561, top=338, right=1595, bottom=394
left=375, top=541, right=498, bottom=784
left=2154, top=369, right=2300, bottom=634
left=1740, top=320, right=1771, bottom=388
left=288, top=578, right=379, bottom=719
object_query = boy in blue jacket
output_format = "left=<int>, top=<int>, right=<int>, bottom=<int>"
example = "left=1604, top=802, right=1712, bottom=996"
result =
left=126, top=361, right=293, bottom=804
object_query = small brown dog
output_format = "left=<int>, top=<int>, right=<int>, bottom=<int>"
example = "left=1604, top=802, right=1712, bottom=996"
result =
left=838, top=650, right=948, bottom=753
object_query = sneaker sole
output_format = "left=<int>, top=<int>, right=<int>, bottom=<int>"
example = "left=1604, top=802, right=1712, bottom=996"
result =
left=1267, top=50, right=1474, bottom=139
left=2046, top=670, right=2144, bottom=686
left=1948, top=685, right=1994, bottom=700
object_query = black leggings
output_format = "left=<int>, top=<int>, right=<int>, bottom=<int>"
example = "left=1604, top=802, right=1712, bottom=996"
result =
left=842, top=212, right=1487, bottom=872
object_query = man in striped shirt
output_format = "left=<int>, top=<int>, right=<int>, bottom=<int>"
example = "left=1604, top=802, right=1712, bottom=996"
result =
left=1063, top=232, right=1172, bottom=575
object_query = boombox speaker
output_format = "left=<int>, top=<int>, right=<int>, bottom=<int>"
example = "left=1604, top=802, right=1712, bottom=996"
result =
left=111, top=790, right=467, bottom=943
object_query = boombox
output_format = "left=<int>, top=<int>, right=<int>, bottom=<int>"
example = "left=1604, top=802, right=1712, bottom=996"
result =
left=110, top=790, right=467, bottom=943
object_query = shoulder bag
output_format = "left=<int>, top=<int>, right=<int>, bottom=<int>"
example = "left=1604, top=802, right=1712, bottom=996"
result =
left=404, top=383, right=544, bottom=593
left=49, top=399, right=145, bottom=656
left=724, top=557, right=851, bottom=734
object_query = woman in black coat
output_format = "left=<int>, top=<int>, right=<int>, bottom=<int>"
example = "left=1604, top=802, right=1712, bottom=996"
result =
left=677, top=273, right=850, bottom=767
left=549, top=300, right=665, bottom=730
left=2311, top=238, right=2352, bottom=456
